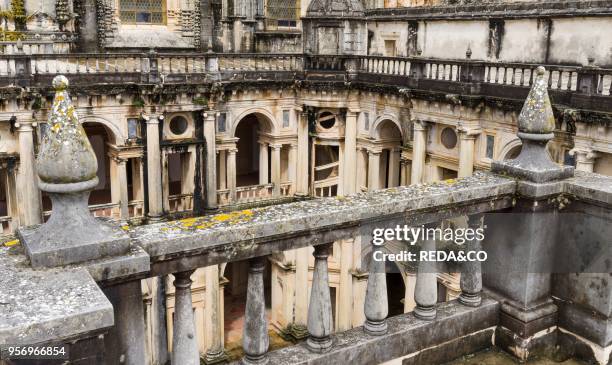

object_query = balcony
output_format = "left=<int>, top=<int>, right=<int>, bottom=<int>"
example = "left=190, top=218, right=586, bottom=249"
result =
left=1, top=53, right=611, bottom=115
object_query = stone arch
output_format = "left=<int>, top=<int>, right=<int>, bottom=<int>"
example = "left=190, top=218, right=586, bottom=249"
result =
left=371, top=115, right=403, bottom=141
left=500, top=139, right=522, bottom=160
left=80, top=115, right=123, bottom=145
left=231, top=108, right=277, bottom=137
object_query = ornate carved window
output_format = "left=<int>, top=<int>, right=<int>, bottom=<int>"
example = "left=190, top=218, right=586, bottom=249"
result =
left=119, top=0, right=166, bottom=25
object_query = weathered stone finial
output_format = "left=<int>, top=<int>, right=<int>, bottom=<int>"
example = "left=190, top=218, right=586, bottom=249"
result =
left=37, top=76, right=98, bottom=187
left=18, top=75, right=130, bottom=269
left=491, top=66, right=574, bottom=183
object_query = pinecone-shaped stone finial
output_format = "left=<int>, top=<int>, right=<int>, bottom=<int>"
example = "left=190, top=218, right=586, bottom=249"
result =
left=37, top=75, right=98, bottom=186
left=518, top=66, right=555, bottom=136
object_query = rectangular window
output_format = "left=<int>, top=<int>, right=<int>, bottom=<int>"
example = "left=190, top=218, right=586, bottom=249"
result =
left=283, top=110, right=290, bottom=128
left=265, top=0, right=299, bottom=30
left=363, top=112, right=369, bottom=131
left=128, top=118, right=140, bottom=139
left=217, top=113, right=227, bottom=133
left=120, top=0, right=166, bottom=25
left=485, top=135, right=495, bottom=159
left=384, top=40, right=397, bottom=57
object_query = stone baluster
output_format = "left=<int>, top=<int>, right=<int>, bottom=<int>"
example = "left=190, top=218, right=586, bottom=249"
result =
left=414, top=235, right=437, bottom=320
left=306, top=243, right=333, bottom=353
left=172, top=270, right=199, bottom=365
left=364, top=245, right=388, bottom=335
left=242, top=257, right=269, bottom=364
left=459, top=214, right=484, bottom=307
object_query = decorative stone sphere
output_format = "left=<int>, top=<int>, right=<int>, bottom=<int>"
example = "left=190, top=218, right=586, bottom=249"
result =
left=37, top=75, right=98, bottom=185
left=517, top=66, right=555, bottom=135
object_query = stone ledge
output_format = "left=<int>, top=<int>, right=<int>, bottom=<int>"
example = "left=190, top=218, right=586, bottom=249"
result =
left=0, top=243, right=114, bottom=345
left=232, top=298, right=499, bottom=365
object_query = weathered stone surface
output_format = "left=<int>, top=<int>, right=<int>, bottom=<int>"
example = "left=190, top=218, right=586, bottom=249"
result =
left=130, top=172, right=516, bottom=273
left=565, top=171, right=612, bottom=205
left=229, top=298, right=499, bottom=365
left=0, top=242, right=114, bottom=345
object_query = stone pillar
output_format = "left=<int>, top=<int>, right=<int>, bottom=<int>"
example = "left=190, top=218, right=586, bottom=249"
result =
left=219, top=150, right=227, bottom=190
left=414, top=236, right=437, bottom=320
left=271, top=144, right=281, bottom=197
left=364, top=246, right=388, bottom=335
left=306, top=243, right=333, bottom=353
left=458, top=127, right=480, bottom=178
left=16, top=120, right=41, bottom=226
left=459, top=214, right=484, bottom=307
left=259, top=142, right=269, bottom=185
left=204, top=265, right=227, bottom=364
left=400, top=158, right=411, bottom=186
left=145, top=114, right=164, bottom=220
left=489, top=67, right=574, bottom=360
left=570, top=148, right=598, bottom=173
left=367, top=149, right=381, bottom=192
left=356, top=148, right=367, bottom=192
left=288, top=143, right=298, bottom=194
left=388, top=148, right=401, bottom=187
left=295, top=112, right=309, bottom=196
left=404, top=273, right=417, bottom=313
left=114, top=157, right=130, bottom=222
left=337, top=239, right=354, bottom=332
left=172, top=270, right=199, bottom=365
left=411, top=120, right=428, bottom=185
left=242, top=257, right=269, bottom=365
left=203, top=112, right=218, bottom=211
left=291, top=246, right=309, bottom=340
left=227, top=148, right=237, bottom=202
left=150, top=276, right=170, bottom=365
left=343, top=111, right=358, bottom=195
left=103, top=280, right=147, bottom=365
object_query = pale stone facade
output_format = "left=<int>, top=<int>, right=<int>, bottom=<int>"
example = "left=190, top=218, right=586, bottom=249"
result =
left=0, top=0, right=611, bottom=363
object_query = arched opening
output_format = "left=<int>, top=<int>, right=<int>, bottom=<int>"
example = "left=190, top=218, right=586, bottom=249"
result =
left=374, top=119, right=403, bottom=189
left=234, top=113, right=273, bottom=187
left=504, top=145, right=522, bottom=160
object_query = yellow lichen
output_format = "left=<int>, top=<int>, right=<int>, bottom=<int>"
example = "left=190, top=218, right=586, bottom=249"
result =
left=4, top=239, right=19, bottom=247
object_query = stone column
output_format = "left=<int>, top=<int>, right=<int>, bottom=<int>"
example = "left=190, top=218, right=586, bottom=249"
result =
left=414, top=236, right=437, bottom=320
left=103, top=280, right=147, bottom=365
left=403, top=273, right=417, bottom=312
left=343, top=111, right=358, bottom=195
left=367, top=149, right=381, bottom=192
left=145, top=114, right=164, bottom=220
left=337, top=239, right=354, bottom=332
left=295, top=112, right=309, bottom=196
left=364, top=246, right=388, bottom=335
left=411, top=120, right=428, bottom=185
left=219, top=150, right=227, bottom=190
left=204, top=265, right=227, bottom=364
left=242, top=257, right=269, bottom=365
left=570, top=148, right=598, bottom=173
left=16, top=120, right=41, bottom=226
left=400, top=158, right=411, bottom=186
left=458, top=127, right=481, bottom=178
left=114, top=157, right=130, bottom=222
left=227, top=148, right=237, bottom=202
left=291, top=246, right=309, bottom=339
left=259, top=142, right=269, bottom=185
left=459, top=214, right=484, bottom=307
left=306, top=243, right=333, bottom=353
left=288, top=143, right=297, bottom=194
left=150, top=276, right=170, bottom=365
left=172, top=270, right=199, bottom=365
left=388, top=148, right=401, bottom=187
left=356, top=148, right=367, bottom=192
left=203, top=112, right=218, bottom=211
left=271, top=144, right=281, bottom=197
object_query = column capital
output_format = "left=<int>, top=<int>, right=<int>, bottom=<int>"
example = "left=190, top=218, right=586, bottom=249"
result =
left=15, top=120, right=37, bottom=131
left=228, top=148, right=238, bottom=155
left=457, top=125, right=482, bottom=138
left=142, top=112, right=164, bottom=123
left=412, top=119, right=430, bottom=131
left=270, top=143, right=282, bottom=150
left=367, top=147, right=382, bottom=155
left=569, top=147, right=598, bottom=161
left=203, top=110, right=219, bottom=120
